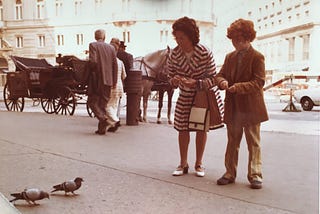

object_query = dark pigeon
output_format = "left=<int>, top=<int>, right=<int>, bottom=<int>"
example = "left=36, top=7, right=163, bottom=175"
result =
left=10, top=188, right=49, bottom=205
left=51, top=177, right=84, bottom=195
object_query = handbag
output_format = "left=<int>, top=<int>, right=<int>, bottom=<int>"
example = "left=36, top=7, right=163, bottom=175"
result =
left=188, top=90, right=210, bottom=131
left=188, top=89, right=224, bottom=131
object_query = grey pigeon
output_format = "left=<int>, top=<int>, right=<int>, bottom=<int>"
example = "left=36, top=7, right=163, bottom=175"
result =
left=51, top=177, right=84, bottom=195
left=10, top=188, right=49, bottom=205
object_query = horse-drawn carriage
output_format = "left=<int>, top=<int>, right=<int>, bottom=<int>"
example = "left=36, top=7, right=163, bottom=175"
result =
left=3, top=55, right=92, bottom=116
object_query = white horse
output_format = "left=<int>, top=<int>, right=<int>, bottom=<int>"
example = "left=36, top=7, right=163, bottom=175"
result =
left=133, top=47, right=174, bottom=124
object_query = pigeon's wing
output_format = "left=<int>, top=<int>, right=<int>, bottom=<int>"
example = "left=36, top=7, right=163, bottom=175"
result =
left=64, top=180, right=77, bottom=192
left=52, top=182, right=65, bottom=192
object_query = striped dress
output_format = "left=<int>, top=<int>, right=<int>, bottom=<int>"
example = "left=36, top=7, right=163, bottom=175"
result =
left=168, top=44, right=222, bottom=131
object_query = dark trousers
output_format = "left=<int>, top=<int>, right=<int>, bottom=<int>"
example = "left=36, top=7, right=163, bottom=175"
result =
left=88, top=85, right=112, bottom=124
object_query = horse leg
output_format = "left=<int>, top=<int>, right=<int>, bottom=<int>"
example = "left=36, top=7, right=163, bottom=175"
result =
left=167, top=88, right=174, bottom=124
left=143, top=93, right=149, bottom=122
left=157, top=90, right=164, bottom=124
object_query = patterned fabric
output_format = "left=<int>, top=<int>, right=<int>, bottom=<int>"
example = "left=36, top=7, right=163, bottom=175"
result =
left=168, top=44, right=223, bottom=131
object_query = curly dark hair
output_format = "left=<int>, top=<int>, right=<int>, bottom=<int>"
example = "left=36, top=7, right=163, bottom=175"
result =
left=172, top=16, right=200, bottom=45
left=227, top=19, right=256, bottom=42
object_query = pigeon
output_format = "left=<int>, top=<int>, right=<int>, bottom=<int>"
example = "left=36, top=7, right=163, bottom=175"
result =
left=51, top=177, right=84, bottom=195
left=10, top=188, right=49, bottom=205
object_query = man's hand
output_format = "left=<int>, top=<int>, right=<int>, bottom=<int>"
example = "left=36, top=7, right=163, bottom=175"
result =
left=227, top=85, right=236, bottom=93
left=219, top=80, right=229, bottom=90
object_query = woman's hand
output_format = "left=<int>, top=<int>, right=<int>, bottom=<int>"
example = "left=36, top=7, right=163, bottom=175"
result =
left=171, top=75, right=183, bottom=87
left=181, top=77, right=197, bottom=88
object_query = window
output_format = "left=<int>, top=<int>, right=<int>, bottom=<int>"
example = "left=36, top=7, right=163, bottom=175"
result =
left=36, top=0, right=45, bottom=19
left=74, top=0, right=82, bottom=16
left=76, top=34, right=83, bottom=45
left=0, top=0, right=3, bottom=21
left=95, top=0, right=102, bottom=12
left=38, top=35, right=45, bottom=47
left=55, top=0, right=63, bottom=16
left=122, top=31, right=130, bottom=43
left=15, top=0, right=23, bottom=20
left=121, top=0, right=130, bottom=12
left=160, top=30, right=169, bottom=43
left=16, top=36, right=23, bottom=48
left=57, top=35, right=64, bottom=46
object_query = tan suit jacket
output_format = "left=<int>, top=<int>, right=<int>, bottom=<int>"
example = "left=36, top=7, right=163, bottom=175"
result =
left=215, top=46, right=269, bottom=126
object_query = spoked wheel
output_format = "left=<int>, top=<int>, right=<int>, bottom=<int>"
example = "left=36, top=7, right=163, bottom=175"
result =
left=86, top=101, right=94, bottom=117
left=41, top=98, right=56, bottom=114
left=3, top=83, right=25, bottom=112
left=53, top=87, right=76, bottom=115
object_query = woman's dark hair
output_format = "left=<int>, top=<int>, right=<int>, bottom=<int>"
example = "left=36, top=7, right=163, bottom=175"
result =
left=172, top=16, right=200, bottom=45
left=227, top=19, right=256, bottom=42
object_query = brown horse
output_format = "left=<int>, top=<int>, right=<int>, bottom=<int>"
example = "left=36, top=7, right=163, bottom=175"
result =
left=133, top=47, right=174, bottom=124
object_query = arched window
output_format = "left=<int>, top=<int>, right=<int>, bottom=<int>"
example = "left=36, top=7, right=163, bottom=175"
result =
left=36, top=0, right=45, bottom=19
left=15, top=0, right=23, bottom=20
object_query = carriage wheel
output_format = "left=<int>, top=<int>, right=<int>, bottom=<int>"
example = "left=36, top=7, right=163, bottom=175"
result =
left=3, top=83, right=25, bottom=112
left=86, top=101, right=94, bottom=117
left=53, top=87, right=76, bottom=115
left=41, top=98, right=56, bottom=114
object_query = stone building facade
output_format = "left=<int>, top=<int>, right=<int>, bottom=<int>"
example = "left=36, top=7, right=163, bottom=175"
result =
left=0, top=0, right=215, bottom=74
left=213, top=0, right=320, bottom=85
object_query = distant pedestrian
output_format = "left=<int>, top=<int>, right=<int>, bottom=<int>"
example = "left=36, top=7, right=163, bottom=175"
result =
left=215, top=19, right=269, bottom=189
left=117, top=41, right=133, bottom=74
left=168, top=16, right=222, bottom=177
left=107, top=38, right=127, bottom=131
left=87, top=29, right=118, bottom=135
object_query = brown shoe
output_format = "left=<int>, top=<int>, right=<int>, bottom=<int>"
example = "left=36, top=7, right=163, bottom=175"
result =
left=95, top=130, right=105, bottom=135
left=107, top=122, right=120, bottom=132
left=250, top=180, right=262, bottom=189
left=96, top=119, right=108, bottom=134
left=217, top=176, right=235, bottom=185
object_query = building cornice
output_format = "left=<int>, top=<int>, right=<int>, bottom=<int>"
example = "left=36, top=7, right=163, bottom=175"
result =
left=256, top=22, right=316, bottom=40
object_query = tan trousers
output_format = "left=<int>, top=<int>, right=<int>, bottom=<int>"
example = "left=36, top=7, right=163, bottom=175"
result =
left=223, top=123, right=262, bottom=182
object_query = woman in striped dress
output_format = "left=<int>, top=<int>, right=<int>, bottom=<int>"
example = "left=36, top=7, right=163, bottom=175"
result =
left=168, top=17, right=220, bottom=177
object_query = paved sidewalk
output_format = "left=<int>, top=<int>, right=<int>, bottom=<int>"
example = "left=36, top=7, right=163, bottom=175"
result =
left=0, top=111, right=318, bottom=214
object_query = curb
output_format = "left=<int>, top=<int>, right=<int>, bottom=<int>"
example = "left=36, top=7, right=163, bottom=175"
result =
left=0, top=193, right=22, bottom=214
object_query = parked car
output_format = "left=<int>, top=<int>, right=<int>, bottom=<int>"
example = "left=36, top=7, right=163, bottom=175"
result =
left=293, top=87, right=320, bottom=111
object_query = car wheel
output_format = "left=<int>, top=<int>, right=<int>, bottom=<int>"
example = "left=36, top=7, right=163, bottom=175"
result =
left=301, top=97, right=314, bottom=111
